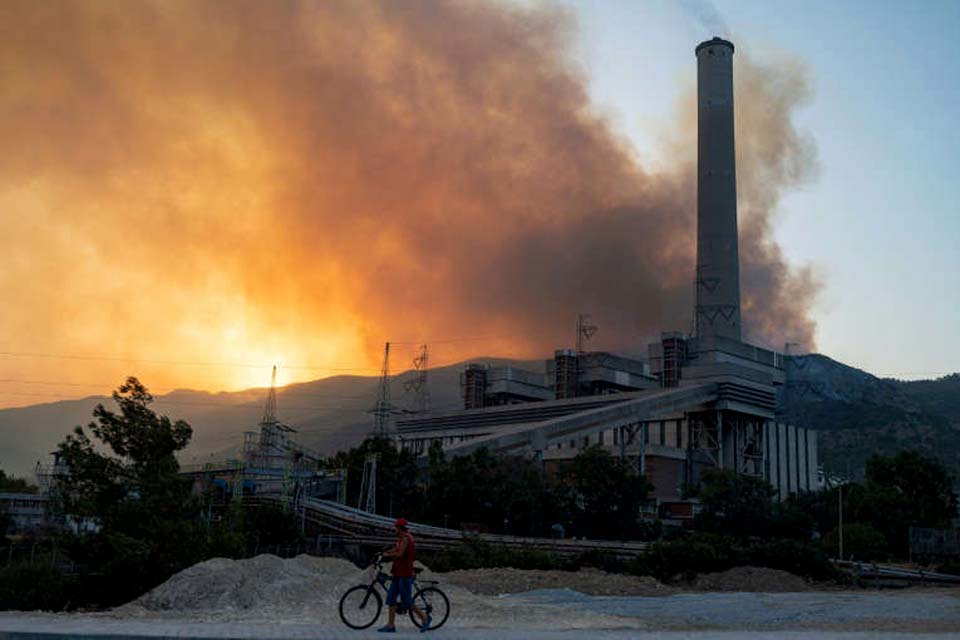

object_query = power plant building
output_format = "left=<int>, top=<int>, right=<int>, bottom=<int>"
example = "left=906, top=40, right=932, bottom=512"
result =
left=394, top=37, right=819, bottom=509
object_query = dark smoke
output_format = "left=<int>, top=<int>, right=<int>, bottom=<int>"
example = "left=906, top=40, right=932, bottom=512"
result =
left=0, top=0, right=819, bottom=395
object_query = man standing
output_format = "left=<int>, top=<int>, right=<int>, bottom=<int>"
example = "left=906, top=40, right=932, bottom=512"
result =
left=378, top=517, right=431, bottom=633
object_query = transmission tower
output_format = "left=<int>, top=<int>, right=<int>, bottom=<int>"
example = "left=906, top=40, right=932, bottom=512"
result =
left=261, top=365, right=279, bottom=427
left=403, top=343, right=431, bottom=412
left=371, top=342, right=393, bottom=436
left=575, top=314, right=598, bottom=397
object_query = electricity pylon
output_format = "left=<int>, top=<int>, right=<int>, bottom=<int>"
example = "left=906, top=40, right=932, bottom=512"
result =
left=404, top=343, right=431, bottom=412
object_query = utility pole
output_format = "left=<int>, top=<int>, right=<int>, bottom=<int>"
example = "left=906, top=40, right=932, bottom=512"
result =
left=838, top=482, right=844, bottom=560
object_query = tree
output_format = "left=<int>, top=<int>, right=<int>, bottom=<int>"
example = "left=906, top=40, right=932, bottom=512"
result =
left=695, top=469, right=776, bottom=539
left=424, top=447, right=563, bottom=536
left=564, top=445, right=650, bottom=540
left=53, top=377, right=199, bottom=603
left=328, top=437, right=421, bottom=519
left=855, top=450, right=958, bottom=556
left=56, top=378, right=192, bottom=522
left=822, top=523, right=888, bottom=561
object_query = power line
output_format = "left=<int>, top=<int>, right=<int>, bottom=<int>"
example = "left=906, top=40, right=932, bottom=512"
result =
left=0, top=350, right=380, bottom=372
left=390, top=334, right=514, bottom=345
left=0, top=390, right=367, bottom=412
left=0, top=379, right=371, bottom=400
left=0, top=338, right=527, bottom=373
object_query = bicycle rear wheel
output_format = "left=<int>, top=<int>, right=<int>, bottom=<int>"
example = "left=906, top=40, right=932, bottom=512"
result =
left=409, top=586, right=450, bottom=631
left=339, top=585, right=383, bottom=630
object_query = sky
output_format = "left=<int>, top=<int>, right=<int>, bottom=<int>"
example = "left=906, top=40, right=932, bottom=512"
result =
left=569, top=0, right=960, bottom=378
left=0, top=0, right=956, bottom=409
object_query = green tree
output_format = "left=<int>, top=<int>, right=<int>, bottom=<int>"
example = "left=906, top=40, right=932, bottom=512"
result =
left=564, top=445, right=650, bottom=540
left=855, top=450, right=958, bottom=556
left=53, top=377, right=200, bottom=604
left=328, top=437, right=421, bottom=519
left=424, top=447, right=562, bottom=536
left=822, top=523, right=889, bottom=561
left=695, top=469, right=776, bottom=539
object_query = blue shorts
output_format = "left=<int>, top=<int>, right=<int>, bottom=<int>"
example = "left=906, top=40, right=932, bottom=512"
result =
left=386, top=576, right=414, bottom=608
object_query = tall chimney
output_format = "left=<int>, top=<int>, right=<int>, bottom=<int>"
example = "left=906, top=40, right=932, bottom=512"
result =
left=695, top=37, right=741, bottom=341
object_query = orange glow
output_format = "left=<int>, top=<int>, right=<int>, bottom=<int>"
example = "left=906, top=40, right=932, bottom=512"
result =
left=0, top=1, right=818, bottom=408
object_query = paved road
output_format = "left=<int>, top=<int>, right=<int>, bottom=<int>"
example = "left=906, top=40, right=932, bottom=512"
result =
left=507, top=588, right=960, bottom=630
left=1, top=589, right=958, bottom=639
left=0, top=618, right=956, bottom=640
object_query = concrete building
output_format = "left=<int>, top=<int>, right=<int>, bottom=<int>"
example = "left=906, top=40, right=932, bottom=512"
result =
left=0, top=492, right=49, bottom=533
left=394, top=37, right=820, bottom=510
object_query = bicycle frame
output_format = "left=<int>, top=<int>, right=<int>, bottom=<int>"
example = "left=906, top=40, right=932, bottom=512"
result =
left=358, top=561, right=389, bottom=610
left=361, top=557, right=435, bottom=614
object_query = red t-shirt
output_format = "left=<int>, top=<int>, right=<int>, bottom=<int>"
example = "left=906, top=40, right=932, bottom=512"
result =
left=391, top=531, right=416, bottom=577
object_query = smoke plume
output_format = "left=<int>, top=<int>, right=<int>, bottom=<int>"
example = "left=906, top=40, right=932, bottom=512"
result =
left=0, top=0, right=818, bottom=398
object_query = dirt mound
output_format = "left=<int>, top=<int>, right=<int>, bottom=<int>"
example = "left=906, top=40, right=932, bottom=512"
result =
left=116, top=554, right=363, bottom=623
left=109, top=554, right=647, bottom=630
left=439, top=567, right=671, bottom=596
left=689, top=566, right=810, bottom=592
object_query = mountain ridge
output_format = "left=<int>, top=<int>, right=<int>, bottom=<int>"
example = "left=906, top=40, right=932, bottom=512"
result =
left=1, top=354, right=957, bottom=481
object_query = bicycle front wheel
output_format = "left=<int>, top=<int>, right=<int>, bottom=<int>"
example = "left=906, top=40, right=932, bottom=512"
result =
left=409, top=586, right=450, bottom=631
left=339, top=585, right=383, bottom=630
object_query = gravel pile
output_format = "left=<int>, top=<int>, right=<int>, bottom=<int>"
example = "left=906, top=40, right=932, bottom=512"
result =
left=688, top=566, right=811, bottom=592
left=439, top=567, right=672, bottom=597
left=109, top=554, right=646, bottom=630
left=115, top=555, right=363, bottom=623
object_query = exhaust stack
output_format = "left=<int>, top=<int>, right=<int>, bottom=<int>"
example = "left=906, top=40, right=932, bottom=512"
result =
left=695, top=37, right=741, bottom=340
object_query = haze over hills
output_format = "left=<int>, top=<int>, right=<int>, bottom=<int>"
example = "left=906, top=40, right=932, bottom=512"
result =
left=0, top=358, right=542, bottom=479
left=1, top=354, right=957, bottom=483
left=782, top=355, right=960, bottom=480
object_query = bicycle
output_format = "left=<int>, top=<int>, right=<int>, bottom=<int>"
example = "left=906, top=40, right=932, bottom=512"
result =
left=338, top=553, right=451, bottom=631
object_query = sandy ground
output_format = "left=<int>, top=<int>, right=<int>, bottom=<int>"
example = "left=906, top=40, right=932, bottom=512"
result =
left=438, top=565, right=813, bottom=596
left=2, top=554, right=958, bottom=636
left=439, top=566, right=673, bottom=596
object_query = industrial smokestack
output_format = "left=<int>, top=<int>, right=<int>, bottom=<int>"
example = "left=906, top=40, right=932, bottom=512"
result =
left=695, top=37, right=741, bottom=340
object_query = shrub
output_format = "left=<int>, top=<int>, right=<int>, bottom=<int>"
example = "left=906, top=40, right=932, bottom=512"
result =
left=569, top=549, right=625, bottom=574
left=822, top=523, right=889, bottom=562
left=0, top=565, right=75, bottom=611
left=420, top=538, right=563, bottom=573
left=630, top=533, right=739, bottom=581
left=936, top=559, right=960, bottom=576
left=630, top=533, right=838, bottom=583
left=747, top=538, right=837, bottom=581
